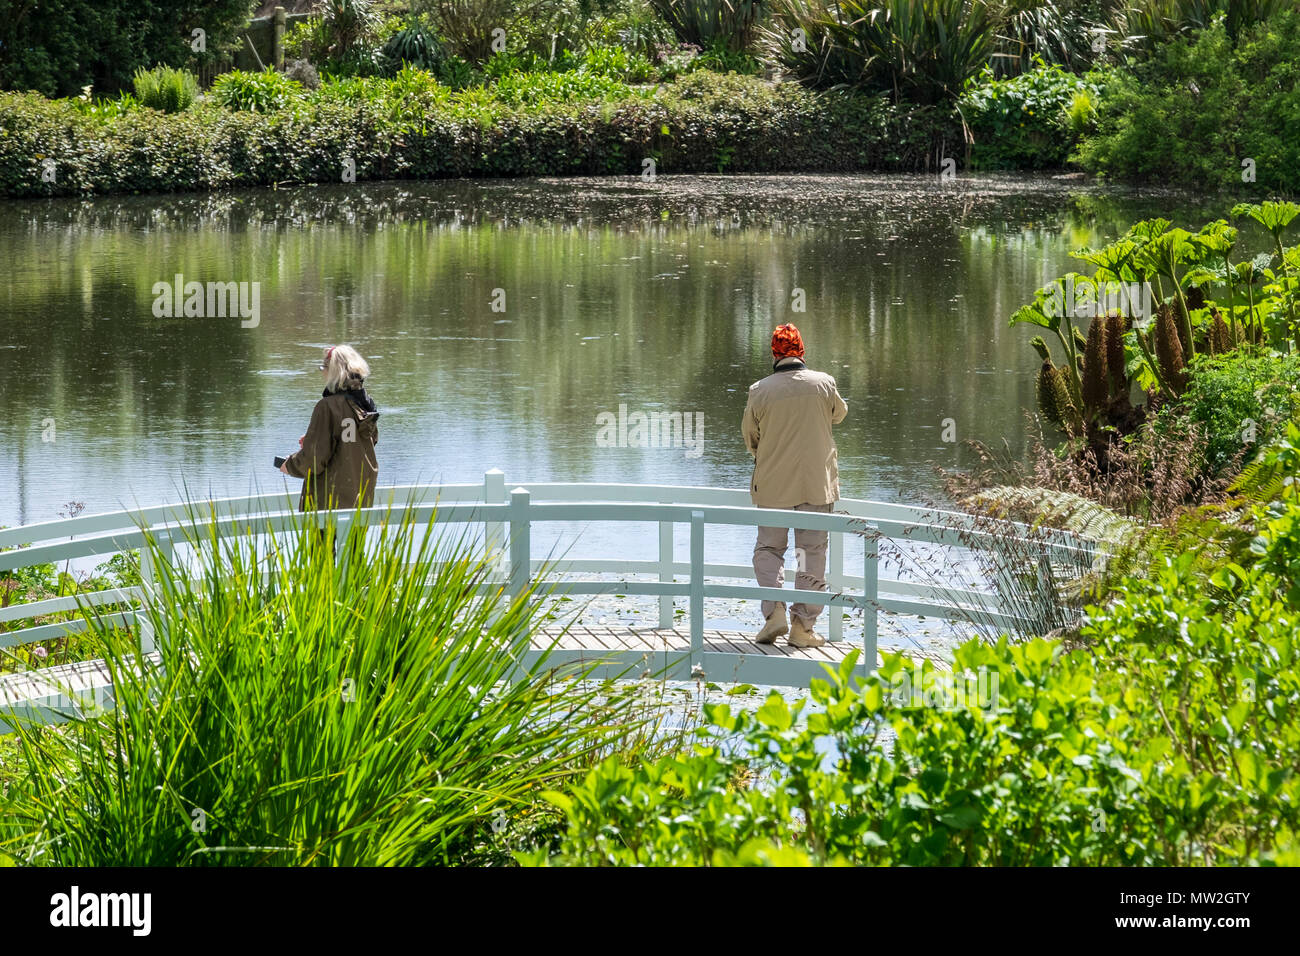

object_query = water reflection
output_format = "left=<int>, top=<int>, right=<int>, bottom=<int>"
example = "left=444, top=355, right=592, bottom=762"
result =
left=1, top=173, right=1230, bottom=528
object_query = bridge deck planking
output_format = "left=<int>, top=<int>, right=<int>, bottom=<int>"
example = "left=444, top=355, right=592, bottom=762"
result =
left=533, top=625, right=950, bottom=670
left=1, top=625, right=952, bottom=733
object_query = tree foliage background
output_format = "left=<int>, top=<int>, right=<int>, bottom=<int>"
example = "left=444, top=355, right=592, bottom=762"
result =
left=0, top=0, right=256, bottom=96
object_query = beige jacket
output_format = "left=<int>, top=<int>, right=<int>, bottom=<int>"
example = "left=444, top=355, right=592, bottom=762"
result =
left=742, top=360, right=847, bottom=508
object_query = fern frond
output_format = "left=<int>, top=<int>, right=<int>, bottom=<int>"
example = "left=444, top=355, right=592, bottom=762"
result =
left=1231, top=454, right=1287, bottom=503
left=965, top=485, right=1139, bottom=546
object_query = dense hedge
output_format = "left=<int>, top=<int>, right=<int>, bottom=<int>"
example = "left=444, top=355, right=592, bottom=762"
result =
left=0, top=75, right=965, bottom=198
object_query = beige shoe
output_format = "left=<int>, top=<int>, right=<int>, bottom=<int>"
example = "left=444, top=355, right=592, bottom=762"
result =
left=753, top=606, right=789, bottom=645
left=787, top=617, right=826, bottom=648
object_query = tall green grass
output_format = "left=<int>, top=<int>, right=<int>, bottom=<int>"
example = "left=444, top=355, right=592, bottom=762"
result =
left=0, top=502, right=680, bottom=865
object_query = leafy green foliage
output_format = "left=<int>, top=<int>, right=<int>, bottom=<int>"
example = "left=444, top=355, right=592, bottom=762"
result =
left=1177, top=350, right=1300, bottom=474
left=1114, top=0, right=1289, bottom=52
left=651, top=0, right=766, bottom=52
left=529, top=486, right=1300, bottom=866
left=208, top=69, right=306, bottom=112
left=1075, top=8, right=1300, bottom=193
left=0, top=546, right=140, bottom=674
left=0, top=0, right=253, bottom=97
left=693, top=36, right=764, bottom=74
left=992, top=0, right=1109, bottom=77
left=960, top=63, right=1105, bottom=169
left=488, top=69, right=649, bottom=106
left=0, top=72, right=964, bottom=197
left=382, top=23, right=448, bottom=72
left=766, top=0, right=1001, bottom=104
left=131, top=65, right=198, bottom=113
left=1013, top=205, right=1297, bottom=447
left=579, top=41, right=659, bottom=80
left=417, top=0, right=566, bottom=62
left=1233, top=419, right=1300, bottom=504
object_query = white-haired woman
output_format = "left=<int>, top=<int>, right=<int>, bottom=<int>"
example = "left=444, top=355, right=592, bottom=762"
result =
left=280, top=345, right=380, bottom=512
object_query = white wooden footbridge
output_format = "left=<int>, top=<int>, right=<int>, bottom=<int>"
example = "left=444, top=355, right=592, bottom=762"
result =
left=0, top=471, right=1094, bottom=733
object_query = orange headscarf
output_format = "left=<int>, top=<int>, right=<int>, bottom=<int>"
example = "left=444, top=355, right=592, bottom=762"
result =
left=771, top=323, right=804, bottom=358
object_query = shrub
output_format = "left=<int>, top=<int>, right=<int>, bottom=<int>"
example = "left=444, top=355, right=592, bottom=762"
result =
left=1114, top=0, right=1290, bottom=53
left=323, top=0, right=381, bottom=61
left=766, top=0, right=1001, bottom=105
left=581, top=42, right=658, bottom=81
left=131, top=65, right=198, bottom=113
left=693, top=36, right=764, bottom=75
left=0, top=0, right=251, bottom=97
left=959, top=63, right=1104, bottom=169
left=992, top=0, right=1107, bottom=77
left=436, top=54, right=479, bottom=89
left=1074, top=9, right=1300, bottom=192
left=650, top=0, right=766, bottom=52
left=487, top=70, right=645, bottom=106
left=0, top=73, right=965, bottom=197
left=73, top=92, right=140, bottom=121
left=209, top=69, right=307, bottom=113
left=1177, top=349, right=1300, bottom=475
left=590, top=1, right=676, bottom=59
left=382, top=23, right=447, bottom=72
left=418, top=0, right=559, bottom=62
left=284, top=16, right=329, bottom=63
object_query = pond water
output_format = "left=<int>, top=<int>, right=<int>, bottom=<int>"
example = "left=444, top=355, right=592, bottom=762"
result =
left=3, top=172, right=1239, bottom=657
left=1, top=170, right=1253, bottom=725
left=2, top=172, right=1227, bottom=533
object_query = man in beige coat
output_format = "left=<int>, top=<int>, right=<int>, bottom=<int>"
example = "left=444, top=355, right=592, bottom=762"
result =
left=741, top=324, right=848, bottom=648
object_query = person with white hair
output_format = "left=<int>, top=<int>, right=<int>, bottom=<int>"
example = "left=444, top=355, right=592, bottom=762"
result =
left=280, top=344, right=380, bottom=511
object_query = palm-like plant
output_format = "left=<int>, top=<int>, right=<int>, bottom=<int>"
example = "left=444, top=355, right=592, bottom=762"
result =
left=1114, top=0, right=1287, bottom=50
left=651, top=0, right=768, bottom=52
left=766, top=0, right=1003, bottom=103
left=323, top=0, right=381, bottom=60
left=991, top=0, right=1109, bottom=77
left=416, top=0, right=558, bottom=62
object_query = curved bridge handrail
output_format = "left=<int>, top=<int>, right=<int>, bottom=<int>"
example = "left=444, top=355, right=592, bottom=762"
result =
left=0, top=473, right=1099, bottom=725
left=0, top=483, right=485, bottom=550
left=0, top=476, right=1096, bottom=556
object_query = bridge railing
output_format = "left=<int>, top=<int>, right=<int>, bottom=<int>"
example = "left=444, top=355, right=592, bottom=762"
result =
left=0, top=470, right=1099, bottom=726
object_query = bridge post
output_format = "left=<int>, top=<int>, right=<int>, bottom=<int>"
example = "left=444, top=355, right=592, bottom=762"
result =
left=689, top=510, right=704, bottom=673
left=484, top=469, right=506, bottom=580
left=828, top=520, right=843, bottom=642
left=863, top=523, right=879, bottom=673
left=508, top=488, right=531, bottom=608
left=657, top=500, right=673, bottom=629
